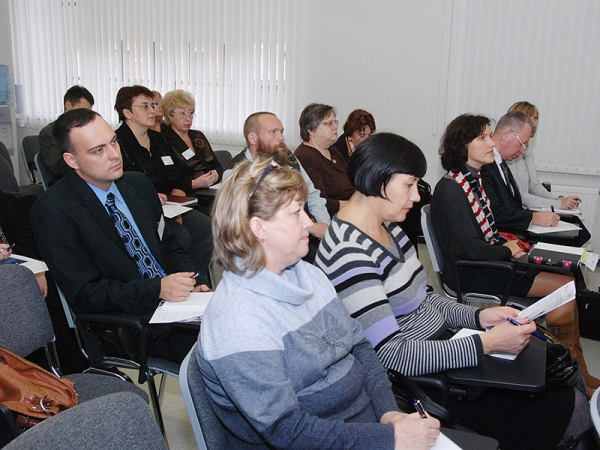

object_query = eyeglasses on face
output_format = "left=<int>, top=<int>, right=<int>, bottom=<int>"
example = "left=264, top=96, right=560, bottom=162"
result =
left=132, top=103, right=158, bottom=111
left=171, top=110, right=197, bottom=119
left=247, top=160, right=281, bottom=217
left=320, top=119, right=339, bottom=127
left=511, top=130, right=528, bottom=150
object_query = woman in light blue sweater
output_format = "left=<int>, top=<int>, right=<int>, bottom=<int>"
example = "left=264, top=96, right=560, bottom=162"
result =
left=198, top=157, right=439, bottom=449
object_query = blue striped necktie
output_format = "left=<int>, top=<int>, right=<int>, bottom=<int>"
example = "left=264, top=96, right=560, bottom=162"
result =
left=105, top=193, right=164, bottom=279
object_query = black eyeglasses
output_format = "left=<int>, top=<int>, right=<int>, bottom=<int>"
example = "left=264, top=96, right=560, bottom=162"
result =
left=247, top=160, right=281, bottom=215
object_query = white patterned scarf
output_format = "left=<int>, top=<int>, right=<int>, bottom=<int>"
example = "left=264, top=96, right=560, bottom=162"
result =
left=450, top=168, right=501, bottom=245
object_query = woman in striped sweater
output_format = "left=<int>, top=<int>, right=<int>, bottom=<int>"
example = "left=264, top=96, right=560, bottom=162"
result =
left=315, top=132, right=594, bottom=450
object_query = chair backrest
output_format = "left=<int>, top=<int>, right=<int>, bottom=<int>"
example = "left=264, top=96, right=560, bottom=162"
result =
left=22, top=135, right=40, bottom=183
left=0, top=265, right=56, bottom=360
left=180, top=343, right=228, bottom=450
left=214, top=150, right=232, bottom=169
left=0, top=157, right=19, bottom=194
left=3, top=392, right=167, bottom=450
left=0, top=141, right=13, bottom=172
left=420, top=204, right=444, bottom=274
left=35, top=151, right=60, bottom=190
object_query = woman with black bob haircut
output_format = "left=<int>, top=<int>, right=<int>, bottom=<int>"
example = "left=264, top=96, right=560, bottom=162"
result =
left=316, top=131, right=596, bottom=450
left=347, top=132, right=426, bottom=197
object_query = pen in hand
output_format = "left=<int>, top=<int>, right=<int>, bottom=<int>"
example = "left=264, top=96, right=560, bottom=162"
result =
left=414, top=399, right=427, bottom=419
left=507, top=317, right=547, bottom=341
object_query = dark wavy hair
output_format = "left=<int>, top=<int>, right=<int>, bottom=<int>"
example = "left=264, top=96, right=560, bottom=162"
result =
left=348, top=132, right=426, bottom=198
left=439, top=114, right=491, bottom=172
left=114, top=85, right=154, bottom=122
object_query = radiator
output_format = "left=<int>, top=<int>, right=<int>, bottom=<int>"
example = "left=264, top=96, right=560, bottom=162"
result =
left=550, top=185, right=599, bottom=251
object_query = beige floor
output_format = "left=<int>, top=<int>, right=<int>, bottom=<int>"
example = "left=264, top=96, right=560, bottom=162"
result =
left=134, top=243, right=600, bottom=450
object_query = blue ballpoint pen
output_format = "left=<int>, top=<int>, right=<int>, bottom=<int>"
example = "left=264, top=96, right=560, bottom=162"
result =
left=506, top=317, right=547, bottom=341
left=413, top=399, right=427, bottom=419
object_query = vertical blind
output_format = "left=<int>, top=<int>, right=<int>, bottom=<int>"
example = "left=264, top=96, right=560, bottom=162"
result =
left=446, top=0, right=600, bottom=176
left=9, top=0, right=298, bottom=145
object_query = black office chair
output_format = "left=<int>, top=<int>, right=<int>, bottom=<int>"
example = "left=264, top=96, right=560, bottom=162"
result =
left=420, top=204, right=535, bottom=309
left=21, top=135, right=40, bottom=183
left=214, top=150, right=232, bottom=170
left=58, top=288, right=180, bottom=437
left=0, top=144, right=43, bottom=198
left=34, top=152, right=60, bottom=190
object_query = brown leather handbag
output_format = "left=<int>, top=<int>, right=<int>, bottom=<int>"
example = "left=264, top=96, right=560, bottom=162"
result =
left=0, top=347, right=78, bottom=432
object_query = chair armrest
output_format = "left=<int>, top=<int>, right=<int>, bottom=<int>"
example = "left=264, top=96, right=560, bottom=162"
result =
left=455, top=260, right=516, bottom=306
left=75, top=312, right=155, bottom=384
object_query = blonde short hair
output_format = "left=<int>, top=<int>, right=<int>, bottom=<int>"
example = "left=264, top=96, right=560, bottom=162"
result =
left=162, top=90, right=195, bottom=125
left=211, top=157, right=308, bottom=275
left=508, top=101, right=539, bottom=119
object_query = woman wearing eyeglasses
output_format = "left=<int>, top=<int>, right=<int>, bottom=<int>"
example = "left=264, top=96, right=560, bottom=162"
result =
left=199, top=157, right=440, bottom=449
left=162, top=89, right=223, bottom=189
left=294, top=103, right=355, bottom=216
left=115, top=85, right=213, bottom=286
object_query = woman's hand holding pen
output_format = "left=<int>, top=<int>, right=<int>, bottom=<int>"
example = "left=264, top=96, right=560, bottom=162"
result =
left=479, top=306, right=520, bottom=328
left=381, top=410, right=440, bottom=449
left=480, top=319, right=535, bottom=355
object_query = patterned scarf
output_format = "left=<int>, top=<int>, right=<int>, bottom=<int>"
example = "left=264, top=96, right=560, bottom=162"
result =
left=450, top=168, right=501, bottom=244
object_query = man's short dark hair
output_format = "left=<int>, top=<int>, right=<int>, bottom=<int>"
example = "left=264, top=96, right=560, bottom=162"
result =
left=63, top=85, right=95, bottom=109
left=347, top=132, right=427, bottom=198
left=52, top=109, right=100, bottom=154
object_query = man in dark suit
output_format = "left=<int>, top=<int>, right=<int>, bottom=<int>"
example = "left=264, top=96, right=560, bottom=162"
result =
left=39, top=85, right=95, bottom=181
left=31, top=108, right=209, bottom=348
left=481, top=111, right=561, bottom=231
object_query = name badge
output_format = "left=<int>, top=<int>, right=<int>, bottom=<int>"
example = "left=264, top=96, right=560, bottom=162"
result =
left=158, top=215, right=165, bottom=240
left=161, top=155, right=174, bottom=166
left=182, top=149, right=195, bottom=160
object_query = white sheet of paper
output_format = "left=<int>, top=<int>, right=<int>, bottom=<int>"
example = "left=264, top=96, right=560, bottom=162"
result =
left=517, top=280, right=576, bottom=321
left=450, top=328, right=517, bottom=360
left=162, top=204, right=192, bottom=218
left=527, top=206, right=582, bottom=215
left=432, top=432, right=463, bottom=450
left=531, top=242, right=586, bottom=256
left=150, top=292, right=213, bottom=323
left=6, top=253, right=48, bottom=274
left=209, top=183, right=221, bottom=190
left=527, top=220, right=580, bottom=235
left=583, top=252, right=599, bottom=271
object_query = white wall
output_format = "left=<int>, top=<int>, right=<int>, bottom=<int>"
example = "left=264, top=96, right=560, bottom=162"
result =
left=292, top=0, right=452, bottom=184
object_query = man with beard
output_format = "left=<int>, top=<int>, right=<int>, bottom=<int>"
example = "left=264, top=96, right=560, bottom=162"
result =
left=224, top=112, right=330, bottom=244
